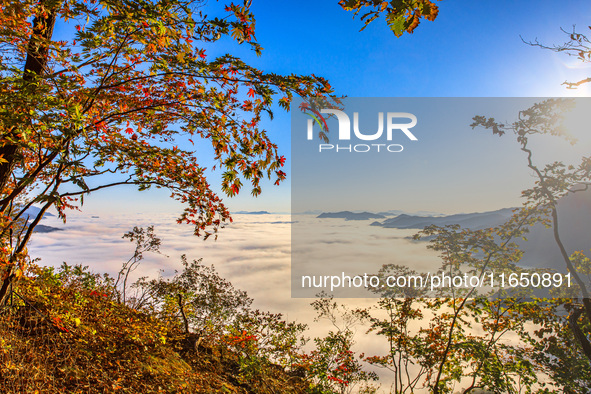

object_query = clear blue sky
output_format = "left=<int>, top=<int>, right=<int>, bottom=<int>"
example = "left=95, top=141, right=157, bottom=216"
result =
left=86, top=1, right=591, bottom=215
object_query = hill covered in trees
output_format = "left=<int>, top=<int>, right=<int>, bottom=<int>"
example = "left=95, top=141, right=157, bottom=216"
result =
left=1, top=258, right=371, bottom=393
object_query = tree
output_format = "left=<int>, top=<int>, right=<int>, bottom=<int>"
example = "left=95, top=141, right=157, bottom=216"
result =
left=382, top=99, right=591, bottom=392
left=115, top=225, right=163, bottom=305
left=363, top=264, right=541, bottom=393
left=364, top=26, right=591, bottom=391
left=399, top=24, right=591, bottom=392
left=305, top=295, right=378, bottom=394
left=524, top=25, right=591, bottom=89
left=471, top=99, right=591, bottom=383
left=135, top=254, right=253, bottom=338
left=0, top=0, right=441, bottom=305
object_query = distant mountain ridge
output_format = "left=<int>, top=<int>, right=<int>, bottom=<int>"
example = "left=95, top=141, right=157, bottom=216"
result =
left=22, top=206, right=55, bottom=219
left=317, top=211, right=386, bottom=220
left=368, top=190, right=591, bottom=272
left=20, top=206, right=61, bottom=233
left=370, top=208, right=516, bottom=230
left=376, top=210, right=442, bottom=217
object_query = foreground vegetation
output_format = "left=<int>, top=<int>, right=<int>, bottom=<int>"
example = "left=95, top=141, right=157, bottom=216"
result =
left=0, top=227, right=376, bottom=393
left=0, top=264, right=306, bottom=393
left=2, top=243, right=591, bottom=393
left=0, top=257, right=370, bottom=393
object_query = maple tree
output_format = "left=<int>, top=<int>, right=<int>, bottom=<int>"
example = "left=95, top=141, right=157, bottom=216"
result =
left=0, top=0, right=442, bottom=305
left=339, top=0, right=440, bottom=37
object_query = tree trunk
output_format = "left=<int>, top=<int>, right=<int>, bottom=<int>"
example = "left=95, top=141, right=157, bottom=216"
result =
left=0, top=7, right=57, bottom=306
left=0, top=9, right=56, bottom=191
left=0, top=267, right=15, bottom=306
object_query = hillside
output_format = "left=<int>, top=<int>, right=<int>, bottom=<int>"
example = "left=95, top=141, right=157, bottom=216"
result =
left=0, top=265, right=313, bottom=394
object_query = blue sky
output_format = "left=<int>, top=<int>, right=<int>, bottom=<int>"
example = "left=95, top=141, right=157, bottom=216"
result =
left=85, top=1, right=591, bottom=215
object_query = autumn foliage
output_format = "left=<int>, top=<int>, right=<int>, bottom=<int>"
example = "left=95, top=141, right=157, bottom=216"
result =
left=339, top=0, right=440, bottom=37
left=0, top=0, right=332, bottom=235
left=0, top=262, right=314, bottom=393
left=0, top=0, right=340, bottom=310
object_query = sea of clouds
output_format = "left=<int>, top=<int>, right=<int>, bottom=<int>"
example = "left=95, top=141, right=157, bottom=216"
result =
left=26, top=211, right=457, bottom=392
